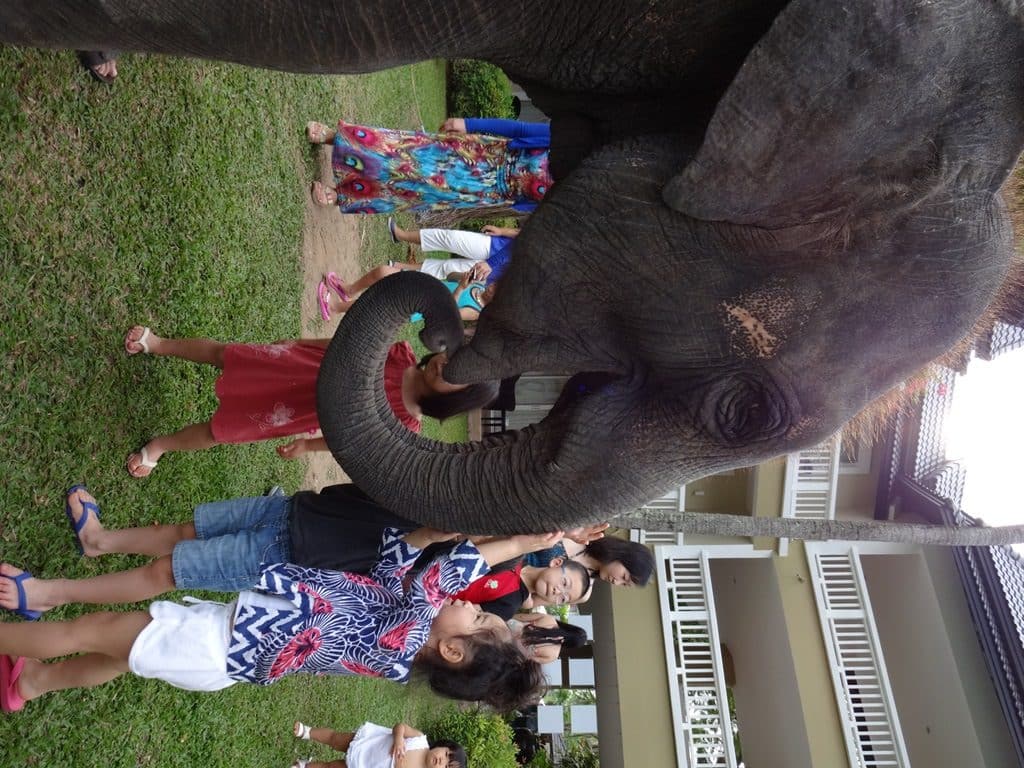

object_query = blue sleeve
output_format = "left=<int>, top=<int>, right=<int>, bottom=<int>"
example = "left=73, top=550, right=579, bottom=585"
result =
left=464, top=118, right=550, bottom=142
left=485, top=237, right=514, bottom=284
left=369, top=527, right=423, bottom=596
left=522, top=542, right=567, bottom=569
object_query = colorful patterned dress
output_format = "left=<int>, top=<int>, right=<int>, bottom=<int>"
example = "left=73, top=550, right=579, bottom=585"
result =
left=330, top=119, right=553, bottom=215
left=225, top=530, right=489, bottom=684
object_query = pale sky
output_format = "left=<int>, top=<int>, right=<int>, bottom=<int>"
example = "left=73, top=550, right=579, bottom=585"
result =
left=944, top=344, right=1024, bottom=528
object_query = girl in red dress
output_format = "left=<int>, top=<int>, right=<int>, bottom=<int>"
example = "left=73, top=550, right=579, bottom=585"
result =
left=122, top=326, right=496, bottom=477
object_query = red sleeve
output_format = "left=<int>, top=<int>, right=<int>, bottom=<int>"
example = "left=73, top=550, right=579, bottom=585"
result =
left=452, top=563, right=523, bottom=604
left=382, top=342, right=422, bottom=433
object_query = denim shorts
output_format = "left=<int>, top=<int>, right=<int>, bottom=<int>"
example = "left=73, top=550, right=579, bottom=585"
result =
left=172, top=494, right=293, bottom=592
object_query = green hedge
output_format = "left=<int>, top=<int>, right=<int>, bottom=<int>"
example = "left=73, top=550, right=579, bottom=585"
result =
left=558, top=739, right=600, bottom=768
left=428, top=709, right=519, bottom=768
left=447, top=59, right=515, bottom=118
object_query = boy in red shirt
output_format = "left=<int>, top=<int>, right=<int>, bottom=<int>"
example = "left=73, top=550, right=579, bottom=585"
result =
left=453, top=558, right=591, bottom=619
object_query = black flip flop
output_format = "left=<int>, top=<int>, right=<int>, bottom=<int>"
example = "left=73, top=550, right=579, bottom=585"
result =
left=76, top=50, right=120, bottom=84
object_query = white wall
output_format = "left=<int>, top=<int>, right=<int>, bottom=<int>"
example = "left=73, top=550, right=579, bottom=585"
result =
left=710, top=559, right=814, bottom=768
left=859, top=553, right=1009, bottom=768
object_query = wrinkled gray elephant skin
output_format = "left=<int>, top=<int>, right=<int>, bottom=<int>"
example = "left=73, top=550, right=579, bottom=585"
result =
left=5, top=1, right=1024, bottom=532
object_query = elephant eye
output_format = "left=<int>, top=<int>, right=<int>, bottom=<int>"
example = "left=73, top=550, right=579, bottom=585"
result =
left=700, top=371, right=792, bottom=447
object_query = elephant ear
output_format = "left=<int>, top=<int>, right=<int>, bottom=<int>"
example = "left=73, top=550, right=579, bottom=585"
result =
left=664, top=0, right=1024, bottom=228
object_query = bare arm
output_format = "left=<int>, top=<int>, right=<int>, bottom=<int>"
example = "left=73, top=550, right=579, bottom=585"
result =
left=392, top=722, right=425, bottom=761
left=482, top=225, right=520, bottom=238
left=393, top=722, right=425, bottom=739
left=402, top=527, right=462, bottom=551
left=475, top=532, right=564, bottom=568
left=439, top=117, right=467, bottom=133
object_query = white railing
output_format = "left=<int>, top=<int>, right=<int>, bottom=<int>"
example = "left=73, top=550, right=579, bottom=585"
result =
left=805, top=544, right=910, bottom=768
left=656, top=549, right=738, bottom=768
left=778, top=437, right=841, bottom=555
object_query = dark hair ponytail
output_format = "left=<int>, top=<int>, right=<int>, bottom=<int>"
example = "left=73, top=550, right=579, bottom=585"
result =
left=416, top=634, right=546, bottom=712
left=521, top=620, right=588, bottom=651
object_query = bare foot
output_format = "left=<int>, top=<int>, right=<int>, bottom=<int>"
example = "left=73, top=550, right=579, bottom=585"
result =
left=124, top=326, right=165, bottom=355
left=0, top=565, right=58, bottom=615
left=93, top=60, right=118, bottom=80
left=65, top=487, right=106, bottom=555
left=310, top=181, right=337, bottom=207
left=306, top=121, right=335, bottom=144
left=328, top=293, right=347, bottom=314
left=126, top=443, right=161, bottom=478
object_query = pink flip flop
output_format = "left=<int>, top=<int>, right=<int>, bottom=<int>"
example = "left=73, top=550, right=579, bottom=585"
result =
left=0, top=655, right=26, bottom=713
left=316, top=281, right=332, bottom=321
left=323, top=272, right=350, bottom=302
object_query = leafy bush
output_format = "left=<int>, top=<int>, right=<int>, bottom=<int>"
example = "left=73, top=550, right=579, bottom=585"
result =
left=428, top=709, right=520, bottom=768
left=448, top=59, right=515, bottom=118
left=558, top=738, right=600, bottom=768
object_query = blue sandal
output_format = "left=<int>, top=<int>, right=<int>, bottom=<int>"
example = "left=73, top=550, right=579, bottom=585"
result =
left=1, top=570, right=41, bottom=621
left=64, top=484, right=101, bottom=556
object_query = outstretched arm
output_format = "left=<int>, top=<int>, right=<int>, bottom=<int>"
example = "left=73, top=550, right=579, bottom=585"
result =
left=402, top=528, right=462, bottom=551
left=475, top=532, right=564, bottom=568
left=276, top=436, right=328, bottom=459
left=463, top=118, right=550, bottom=141
left=482, top=225, right=520, bottom=237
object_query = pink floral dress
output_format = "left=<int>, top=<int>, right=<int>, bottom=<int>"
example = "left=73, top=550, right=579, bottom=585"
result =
left=210, top=341, right=419, bottom=442
left=224, top=530, right=488, bottom=685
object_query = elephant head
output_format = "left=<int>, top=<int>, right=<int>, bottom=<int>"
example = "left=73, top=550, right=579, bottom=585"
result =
left=4, top=0, right=1023, bottom=532
left=317, top=0, right=1024, bottom=532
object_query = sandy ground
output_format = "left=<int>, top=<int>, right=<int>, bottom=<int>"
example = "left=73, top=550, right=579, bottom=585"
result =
left=297, top=146, right=358, bottom=490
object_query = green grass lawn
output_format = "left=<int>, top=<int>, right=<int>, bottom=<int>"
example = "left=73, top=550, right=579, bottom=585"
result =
left=0, top=48, right=461, bottom=765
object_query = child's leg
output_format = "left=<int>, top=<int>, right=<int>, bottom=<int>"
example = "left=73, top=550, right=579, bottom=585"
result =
left=292, top=723, right=351, bottom=768
left=0, top=610, right=151, bottom=662
left=327, top=266, right=400, bottom=313
left=125, top=326, right=228, bottom=367
left=306, top=726, right=354, bottom=752
left=390, top=222, right=422, bottom=245
left=128, top=421, right=218, bottom=477
left=67, top=487, right=196, bottom=557
left=15, top=654, right=130, bottom=704
left=0, top=558, right=175, bottom=614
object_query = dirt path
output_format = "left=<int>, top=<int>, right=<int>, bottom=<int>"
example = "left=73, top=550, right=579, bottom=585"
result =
left=297, top=146, right=359, bottom=490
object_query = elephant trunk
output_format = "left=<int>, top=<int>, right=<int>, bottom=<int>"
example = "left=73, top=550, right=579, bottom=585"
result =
left=316, top=272, right=597, bottom=533
left=0, top=1, right=536, bottom=75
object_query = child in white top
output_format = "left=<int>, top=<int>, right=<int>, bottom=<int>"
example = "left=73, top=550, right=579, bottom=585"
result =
left=291, top=719, right=465, bottom=768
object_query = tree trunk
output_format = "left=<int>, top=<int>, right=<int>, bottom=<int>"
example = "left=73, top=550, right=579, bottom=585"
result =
left=613, top=510, right=1024, bottom=547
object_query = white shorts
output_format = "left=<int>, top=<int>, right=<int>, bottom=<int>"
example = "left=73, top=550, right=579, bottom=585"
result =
left=419, top=257, right=482, bottom=280
left=128, top=599, right=238, bottom=692
left=419, top=229, right=491, bottom=261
